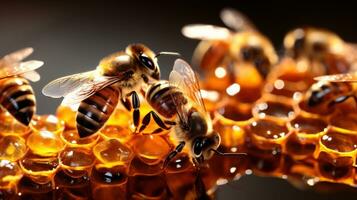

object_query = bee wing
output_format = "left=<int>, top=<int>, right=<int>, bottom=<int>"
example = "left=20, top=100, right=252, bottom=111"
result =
left=21, top=70, right=41, bottom=82
left=1, top=48, right=34, bottom=63
left=220, top=8, right=257, bottom=32
left=0, top=59, right=44, bottom=79
left=169, top=59, right=211, bottom=125
left=42, top=70, right=121, bottom=105
left=314, top=72, right=357, bottom=82
left=181, top=24, right=231, bottom=40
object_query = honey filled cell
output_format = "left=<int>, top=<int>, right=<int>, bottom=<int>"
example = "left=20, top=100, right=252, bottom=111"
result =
left=93, top=139, right=134, bottom=169
left=59, top=148, right=95, bottom=178
left=128, top=134, right=171, bottom=176
left=27, top=130, right=65, bottom=157
left=127, top=174, right=169, bottom=200
left=18, top=176, right=54, bottom=200
left=329, top=111, right=357, bottom=132
left=0, top=160, right=23, bottom=189
left=19, top=154, right=60, bottom=184
left=99, top=125, right=132, bottom=143
left=0, top=135, right=27, bottom=162
left=54, top=169, right=91, bottom=199
left=91, top=166, right=128, bottom=200
left=56, top=104, right=77, bottom=129
left=252, top=97, right=295, bottom=121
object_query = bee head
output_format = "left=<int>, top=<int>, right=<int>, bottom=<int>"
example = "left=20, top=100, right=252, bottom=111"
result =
left=192, top=132, right=221, bottom=163
left=126, top=44, right=160, bottom=81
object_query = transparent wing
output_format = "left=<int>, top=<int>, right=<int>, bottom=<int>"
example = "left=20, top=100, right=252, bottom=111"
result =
left=182, top=24, right=231, bottom=40
left=220, top=8, right=256, bottom=31
left=1, top=47, right=34, bottom=63
left=169, top=59, right=210, bottom=125
left=314, top=72, right=357, bottom=82
left=21, top=70, right=41, bottom=82
left=0, top=59, right=44, bottom=79
left=42, top=70, right=122, bottom=105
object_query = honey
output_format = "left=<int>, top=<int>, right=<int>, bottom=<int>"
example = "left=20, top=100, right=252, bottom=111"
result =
left=0, top=135, right=27, bottom=162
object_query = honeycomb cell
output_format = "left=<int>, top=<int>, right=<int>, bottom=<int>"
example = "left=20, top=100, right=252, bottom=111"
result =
left=285, top=133, right=317, bottom=158
left=106, top=107, right=132, bottom=127
left=0, top=135, right=27, bottom=161
left=30, top=115, right=65, bottom=135
left=18, top=176, right=54, bottom=199
left=99, top=125, right=132, bottom=143
left=247, top=118, right=291, bottom=150
left=19, top=154, right=60, bottom=184
left=27, top=130, right=65, bottom=157
left=192, top=40, right=229, bottom=71
left=317, top=152, right=353, bottom=180
left=247, top=145, right=283, bottom=175
left=0, top=160, right=22, bottom=188
left=60, top=129, right=100, bottom=149
left=320, top=128, right=357, bottom=153
left=56, top=105, right=77, bottom=129
left=59, top=148, right=95, bottom=178
left=216, top=100, right=253, bottom=122
left=0, top=111, right=31, bottom=136
left=91, top=166, right=128, bottom=200
left=253, top=98, right=295, bottom=120
left=289, top=114, right=327, bottom=135
left=93, top=139, right=134, bottom=168
left=129, top=134, right=170, bottom=165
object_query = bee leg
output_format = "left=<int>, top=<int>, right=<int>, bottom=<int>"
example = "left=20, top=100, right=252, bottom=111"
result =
left=129, top=91, right=140, bottom=133
left=164, top=120, right=176, bottom=126
left=163, top=141, right=186, bottom=168
left=138, top=111, right=172, bottom=134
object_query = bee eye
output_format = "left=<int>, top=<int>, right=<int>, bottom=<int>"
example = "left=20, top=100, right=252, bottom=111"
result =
left=139, top=54, right=155, bottom=70
left=193, top=138, right=203, bottom=157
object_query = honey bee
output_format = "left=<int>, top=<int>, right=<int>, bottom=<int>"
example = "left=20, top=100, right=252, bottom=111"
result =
left=305, top=72, right=357, bottom=111
left=141, top=59, right=245, bottom=166
left=284, top=27, right=357, bottom=75
left=0, top=48, right=44, bottom=125
left=42, top=44, right=178, bottom=138
left=182, top=8, right=277, bottom=79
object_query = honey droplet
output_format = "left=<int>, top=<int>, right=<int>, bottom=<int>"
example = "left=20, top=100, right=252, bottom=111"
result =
left=60, top=148, right=95, bottom=178
left=30, top=115, right=65, bottom=135
left=0, top=135, right=27, bottom=161
left=60, top=130, right=99, bottom=149
left=56, top=105, right=76, bottom=129
left=27, top=131, right=65, bottom=157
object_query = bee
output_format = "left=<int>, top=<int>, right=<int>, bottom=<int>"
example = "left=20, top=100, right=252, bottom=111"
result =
left=141, top=59, right=245, bottom=166
left=42, top=44, right=178, bottom=138
left=0, top=48, right=43, bottom=125
left=284, top=27, right=357, bottom=75
left=182, top=8, right=277, bottom=79
left=304, top=72, right=357, bottom=112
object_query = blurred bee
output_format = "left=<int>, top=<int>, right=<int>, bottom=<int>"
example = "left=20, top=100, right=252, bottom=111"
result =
left=305, top=72, right=357, bottom=112
left=284, top=27, right=357, bottom=75
left=0, top=48, right=43, bottom=125
left=141, top=59, right=245, bottom=166
left=42, top=44, right=178, bottom=138
left=182, top=8, right=277, bottom=79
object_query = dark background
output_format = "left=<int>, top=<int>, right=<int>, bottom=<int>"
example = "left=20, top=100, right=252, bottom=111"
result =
left=1, top=1, right=357, bottom=199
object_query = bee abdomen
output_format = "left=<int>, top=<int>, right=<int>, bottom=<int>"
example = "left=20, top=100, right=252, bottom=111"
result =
left=146, top=81, right=187, bottom=119
left=76, top=85, right=119, bottom=138
left=0, top=77, right=35, bottom=125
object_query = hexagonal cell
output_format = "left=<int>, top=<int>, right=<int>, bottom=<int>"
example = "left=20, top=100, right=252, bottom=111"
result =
left=0, top=160, right=23, bottom=188
left=127, top=175, right=169, bottom=200
left=27, top=130, right=64, bottom=157
left=60, top=129, right=100, bottom=149
left=99, top=125, right=132, bottom=143
left=317, top=152, right=353, bottom=180
left=129, top=135, right=171, bottom=166
left=289, top=115, right=327, bottom=135
left=93, top=139, right=134, bottom=168
left=59, top=148, right=95, bottom=178
left=320, top=128, right=357, bottom=153
left=0, top=135, right=27, bottom=161
left=30, top=115, right=65, bottom=135
left=216, top=100, right=253, bottom=122
left=253, top=98, right=295, bottom=120
left=285, top=133, right=317, bottom=158
left=19, top=154, right=59, bottom=184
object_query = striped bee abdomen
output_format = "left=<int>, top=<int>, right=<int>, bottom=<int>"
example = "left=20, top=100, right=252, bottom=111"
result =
left=0, top=77, right=36, bottom=125
left=146, top=80, right=187, bottom=119
left=76, top=85, right=119, bottom=138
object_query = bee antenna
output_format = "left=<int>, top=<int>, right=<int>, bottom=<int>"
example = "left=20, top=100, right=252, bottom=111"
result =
left=210, top=148, right=247, bottom=157
left=155, top=52, right=181, bottom=58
